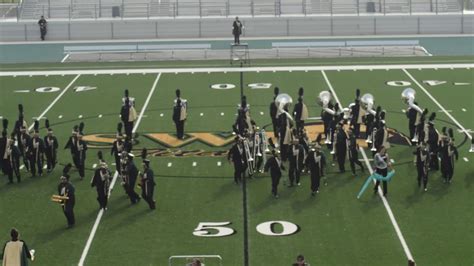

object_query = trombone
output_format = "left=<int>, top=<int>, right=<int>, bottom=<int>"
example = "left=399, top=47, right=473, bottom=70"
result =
left=370, top=128, right=378, bottom=151
left=242, top=136, right=255, bottom=176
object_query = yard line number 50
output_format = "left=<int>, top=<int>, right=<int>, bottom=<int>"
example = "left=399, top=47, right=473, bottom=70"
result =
left=193, top=221, right=299, bottom=237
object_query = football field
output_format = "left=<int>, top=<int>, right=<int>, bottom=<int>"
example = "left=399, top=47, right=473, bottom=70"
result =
left=0, top=63, right=473, bottom=266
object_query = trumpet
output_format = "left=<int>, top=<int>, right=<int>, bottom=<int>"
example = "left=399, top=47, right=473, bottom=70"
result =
left=51, top=194, right=69, bottom=204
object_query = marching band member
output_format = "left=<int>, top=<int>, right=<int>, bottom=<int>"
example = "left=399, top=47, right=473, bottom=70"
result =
left=288, top=129, right=304, bottom=187
left=57, top=164, right=75, bottom=228
left=64, top=125, right=79, bottom=174
left=239, top=96, right=254, bottom=134
left=2, top=131, right=21, bottom=184
left=293, top=87, right=309, bottom=132
left=121, top=89, right=137, bottom=140
left=1, top=228, right=34, bottom=265
left=426, top=113, right=440, bottom=171
left=14, top=105, right=29, bottom=173
left=91, top=151, right=112, bottom=210
left=29, top=121, right=44, bottom=177
left=2, top=118, right=21, bottom=184
left=347, top=128, right=364, bottom=176
left=18, top=125, right=31, bottom=173
left=75, top=123, right=88, bottom=180
left=140, top=148, right=156, bottom=210
left=363, top=105, right=375, bottom=144
left=439, top=128, right=458, bottom=184
left=233, top=109, right=250, bottom=138
left=406, top=102, right=421, bottom=140
left=43, top=119, right=58, bottom=173
left=374, top=111, right=390, bottom=154
left=334, top=121, right=347, bottom=173
left=278, top=98, right=294, bottom=162
left=406, top=101, right=422, bottom=143
left=270, top=87, right=280, bottom=139
left=414, top=142, right=430, bottom=191
left=1, top=119, right=8, bottom=175
left=373, top=146, right=392, bottom=197
left=111, top=123, right=126, bottom=174
left=228, top=137, right=246, bottom=184
left=121, top=152, right=141, bottom=204
left=173, top=89, right=188, bottom=140
left=415, top=109, right=429, bottom=145
left=264, top=139, right=285, bottom=198
left=305, top=134, right=326, bottom=196
left=349, top=89, right=364, bottom=138
left=320, top=97, right=336, bottom=146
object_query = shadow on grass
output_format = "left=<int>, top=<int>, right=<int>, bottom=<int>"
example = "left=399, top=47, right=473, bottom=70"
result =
left=291, top=193, right=320, bottom=214
left=464, top=170, right=474, bottom=188
left=212, top=181, right=240, bottom=200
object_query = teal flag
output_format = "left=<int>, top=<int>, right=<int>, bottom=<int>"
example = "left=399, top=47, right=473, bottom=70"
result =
left=357, top=170, right=395, bottom=199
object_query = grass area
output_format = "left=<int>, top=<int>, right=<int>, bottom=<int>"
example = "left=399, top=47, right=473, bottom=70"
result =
left=0, top=66, right=473, bottom=265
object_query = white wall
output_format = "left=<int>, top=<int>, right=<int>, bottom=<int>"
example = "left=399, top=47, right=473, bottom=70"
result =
left=0, top=14, right=472, bottom=42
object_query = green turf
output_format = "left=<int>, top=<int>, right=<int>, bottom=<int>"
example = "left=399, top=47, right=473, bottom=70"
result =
left=0, top=66, right=473, bottom=266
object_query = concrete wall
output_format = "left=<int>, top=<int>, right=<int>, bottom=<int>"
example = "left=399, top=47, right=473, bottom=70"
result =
left=0, top=14, right=472, bottom=42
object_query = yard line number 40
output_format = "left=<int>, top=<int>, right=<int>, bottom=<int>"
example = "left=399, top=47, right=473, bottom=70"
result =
left=193, top=221, right=299, bottom=237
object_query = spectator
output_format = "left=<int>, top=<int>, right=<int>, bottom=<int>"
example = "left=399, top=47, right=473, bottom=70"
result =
left=186, top=258, right=204, bottom=266
left=1, top=228, right=34, bottom=266
left=292, top=254, right=308, bottom=266
left=38, top=16, right=47, bottom=41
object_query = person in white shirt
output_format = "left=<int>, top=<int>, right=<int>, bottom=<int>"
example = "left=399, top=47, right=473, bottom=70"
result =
left=373, top=145, right=392, bottom=196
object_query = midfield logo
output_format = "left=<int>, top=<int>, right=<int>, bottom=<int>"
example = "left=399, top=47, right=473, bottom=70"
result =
left=82, top=122, right=411, bottom=157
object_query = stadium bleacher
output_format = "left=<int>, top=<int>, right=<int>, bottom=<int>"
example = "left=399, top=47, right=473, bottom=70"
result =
left=13, top=0, right=467, bottom=20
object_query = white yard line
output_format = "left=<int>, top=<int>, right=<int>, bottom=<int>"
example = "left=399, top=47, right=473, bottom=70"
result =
left=1, top=64, right=473, bottom=77
left=321, top=70, right=342, bottom=105
left=322, top=70, right=414, bottom=263
left=27, top=75, right=81, bottom=131
left=403, top=69, right=472, bottom=140
left=78, top=72, right=162, bottom=266
left=360, top=148, right=414, bottom=262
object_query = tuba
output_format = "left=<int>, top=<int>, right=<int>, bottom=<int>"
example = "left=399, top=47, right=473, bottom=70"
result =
left=360, top=93, right=376, bottom=115
left=318, top=91, right=331, bottom=107
left=401, top=88, right=423, bottom=113
left=401, top=88, right=423, bottom=143
left=275, top=93, right=294, bottom=121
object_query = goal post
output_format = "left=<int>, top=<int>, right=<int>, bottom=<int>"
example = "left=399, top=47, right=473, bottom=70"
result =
left=168, top=255, right=223, bottom=266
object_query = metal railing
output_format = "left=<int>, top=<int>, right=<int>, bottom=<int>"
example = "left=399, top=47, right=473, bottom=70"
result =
left=1, top=0, right=472, bottom=21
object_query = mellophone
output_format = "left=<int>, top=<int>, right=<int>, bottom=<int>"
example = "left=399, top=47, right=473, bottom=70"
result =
left=51, top=194, right=69, bottom=204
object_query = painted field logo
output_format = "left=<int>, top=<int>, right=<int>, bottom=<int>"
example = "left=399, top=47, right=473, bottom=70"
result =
left=82, top=122, right=410, bottom=157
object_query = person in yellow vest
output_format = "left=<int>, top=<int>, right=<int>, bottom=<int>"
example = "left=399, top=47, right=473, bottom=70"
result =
left=1, top=228, right=34, bottom=266
left=173, top=89, right=188, bottom=139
